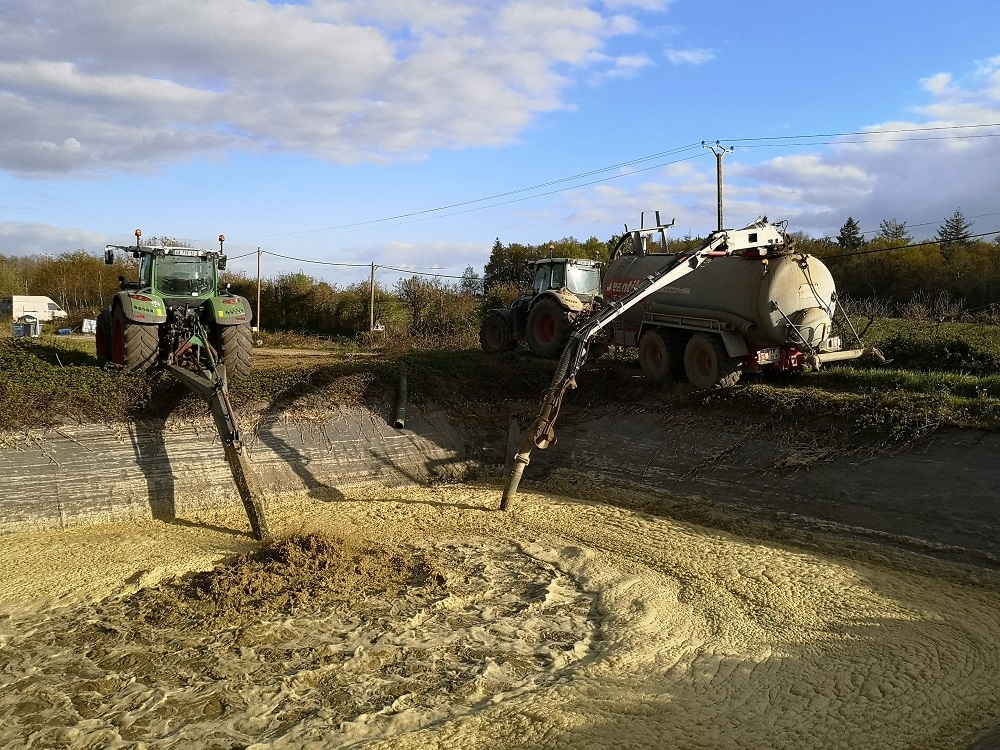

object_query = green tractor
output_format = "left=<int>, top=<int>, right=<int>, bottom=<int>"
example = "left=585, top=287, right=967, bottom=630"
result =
left=95, top=230, right=254, bottom=380
left=479, top=257, right=603, bottom=358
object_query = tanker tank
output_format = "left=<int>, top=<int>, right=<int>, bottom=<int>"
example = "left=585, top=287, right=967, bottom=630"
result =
left=604, top=251, right=837, bottom=350
left=600, top=219, right=864, bottom=389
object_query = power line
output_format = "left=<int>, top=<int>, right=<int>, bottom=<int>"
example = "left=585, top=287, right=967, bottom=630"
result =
left=243, top=142, right=704, bottom=241
left=822, top=230, right=1000, bottom=260
left=254, top=249, right=471, bottom=281
left=261, top=250, right=369, bottom=268
left=230, top=122, right=1000, bottom=243
left=860, top=210, right=1000, bottom=236
left=379, top=265, right=468, bottom=280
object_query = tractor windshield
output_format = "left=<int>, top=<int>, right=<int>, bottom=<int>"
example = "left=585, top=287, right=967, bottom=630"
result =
left=154, top=255, right=215, bottom=297
left=565, top=265, right=602, bottom=296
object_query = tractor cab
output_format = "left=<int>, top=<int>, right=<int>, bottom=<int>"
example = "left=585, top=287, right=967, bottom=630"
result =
left=529, top=258, right=603, bottom=301
left=147, top=248, right=220, bottom=298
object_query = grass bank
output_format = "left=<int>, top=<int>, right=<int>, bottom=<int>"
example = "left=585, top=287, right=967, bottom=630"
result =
left=1, top=318, right=998, bottom=447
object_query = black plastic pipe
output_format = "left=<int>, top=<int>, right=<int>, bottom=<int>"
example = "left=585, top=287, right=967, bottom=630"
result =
left=393, top=372, right=408, bottom=429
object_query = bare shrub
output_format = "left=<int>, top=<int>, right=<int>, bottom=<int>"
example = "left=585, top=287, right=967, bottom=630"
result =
left=838, top=295, right=894, bottom=319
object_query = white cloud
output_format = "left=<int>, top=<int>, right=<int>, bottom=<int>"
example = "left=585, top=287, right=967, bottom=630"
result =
left=554, top=58, right=1000, bottom=241
left=665, top=47, right=715, bottom=65
left=0, top=0, right=668, bottom=177
left=0, top=222, right=112, bottom=256
left=607, top=54, right=654, bottom=78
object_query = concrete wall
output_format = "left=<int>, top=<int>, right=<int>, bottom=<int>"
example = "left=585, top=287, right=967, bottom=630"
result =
left=0, top=403, right=464, bottom=536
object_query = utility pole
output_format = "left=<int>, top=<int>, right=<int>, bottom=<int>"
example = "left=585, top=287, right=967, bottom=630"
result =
left=255, top=247, right=262, bottom=333
left=703, top=140, right=733, bottom=231
left=369, top=262, right=376, bottom=331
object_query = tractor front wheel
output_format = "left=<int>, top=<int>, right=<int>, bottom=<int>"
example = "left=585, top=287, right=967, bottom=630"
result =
left=215, top=323, right=254, bottom=382
left=526, top=298, right=574, bottom=358
left=683, top=333, right=741, bottom=390
left=479, top=312, right=515, bottom=353
left=111, top=305, right=159, bottom=373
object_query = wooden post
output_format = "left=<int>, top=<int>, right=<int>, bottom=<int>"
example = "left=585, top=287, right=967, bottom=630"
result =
left=369, top=262, right=376, bottom=331
left=255, top=247, right=262, bottom=332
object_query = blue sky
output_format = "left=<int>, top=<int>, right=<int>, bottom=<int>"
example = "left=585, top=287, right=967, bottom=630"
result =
left=2, top=0, right=1000, bottom=287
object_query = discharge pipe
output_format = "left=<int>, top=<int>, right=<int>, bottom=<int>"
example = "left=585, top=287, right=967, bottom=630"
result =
left=500, top=340, right=577, bottom=509
left=393, top=371, right=408, bottom=429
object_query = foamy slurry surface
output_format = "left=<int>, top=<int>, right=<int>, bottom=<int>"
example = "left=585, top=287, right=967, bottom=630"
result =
left=1, top=484, right=999, bottom=749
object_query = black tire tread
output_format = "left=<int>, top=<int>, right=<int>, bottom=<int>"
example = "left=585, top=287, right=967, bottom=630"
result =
left=683, top=333, right=741, bottom=390
left=526, top=298, right=575, bottom=358
left=218, top=323, right=253, bottom=381
left=114, top=305, right=159, bottom=372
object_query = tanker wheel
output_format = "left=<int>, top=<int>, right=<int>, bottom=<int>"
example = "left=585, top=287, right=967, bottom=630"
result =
left=479, top=312, right=514, bottom=353
left=215, top=322, right=254, bottom=382
left=95, top=309, right=113, bottom=365
left=111, top=305, right=159, bottom=373
left=683, top=333, right=741, bottom=390
left=526, top=298, right=574, bottom=358
left=638, top=330, right=675, bottom=385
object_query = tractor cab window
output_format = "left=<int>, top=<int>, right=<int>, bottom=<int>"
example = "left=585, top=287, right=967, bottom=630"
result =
left=565, top=265, right=602, bottom=296
left=139, top=255, right=153, bottom=288
left=154, top=255, right=215, bottom=297
left=532, top=264, right=552, bottom=294
left=550, top=263, right=565, bottom=289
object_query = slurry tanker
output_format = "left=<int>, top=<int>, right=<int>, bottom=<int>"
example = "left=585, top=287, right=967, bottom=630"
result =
left=501, top=213, right=866, bottom=508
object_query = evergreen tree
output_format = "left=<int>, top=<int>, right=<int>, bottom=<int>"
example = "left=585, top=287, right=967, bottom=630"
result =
left=459, top=265, right=483, bottom=296
left=936, top=209, right=973, bottom=248
left=837, top=217, right=865, bottom=251
left=877, top=218, right=911, bottom=244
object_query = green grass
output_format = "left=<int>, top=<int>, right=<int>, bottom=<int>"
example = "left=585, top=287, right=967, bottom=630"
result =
left=2, top=318, right=999, bottom=444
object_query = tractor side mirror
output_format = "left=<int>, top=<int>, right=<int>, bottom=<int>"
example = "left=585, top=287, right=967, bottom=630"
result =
left=217, top=255, right=227, bottom=271
left=104, top=246, right=115, bottom=265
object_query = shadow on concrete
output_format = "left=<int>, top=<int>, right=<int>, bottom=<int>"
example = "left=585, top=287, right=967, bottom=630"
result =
left=128, top=416, right=176, bottom=524
left=255, top=412, right=346, bottom=503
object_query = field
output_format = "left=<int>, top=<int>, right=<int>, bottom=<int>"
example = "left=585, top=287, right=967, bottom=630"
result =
left=1, top=321, right=1000, bottom=748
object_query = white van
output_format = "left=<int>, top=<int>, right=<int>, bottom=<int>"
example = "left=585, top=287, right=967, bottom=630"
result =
left=0, top=296, right=69, bottom=322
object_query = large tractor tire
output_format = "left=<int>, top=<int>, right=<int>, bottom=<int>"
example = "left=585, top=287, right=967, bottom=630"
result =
left=111, top=305, right=159, bottom=373
left=95, top=309, right=113, bottom=365
left=526, top=298, right=575, bottom=358
left=638, top=330, right=676, bottom=385
left=479, top=311, right=515, bottom=353
left=216, top=323, right=253, bottom=381
left=683, top=333, right=741, bottom=390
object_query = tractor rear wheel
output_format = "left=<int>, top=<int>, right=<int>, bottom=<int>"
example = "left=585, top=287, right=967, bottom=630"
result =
left=111, top=305, right=159, bottom=373
left=526, top=298, right=574, bottom=358
left=683, top=333, right=741, bottom=389
left=216, top=323, right=253, bottom=381
left=95, top=309, right=112, bottom=365
left=479, top=312, right=515, bottom=353
left=638, top=330, right=676, bottom=384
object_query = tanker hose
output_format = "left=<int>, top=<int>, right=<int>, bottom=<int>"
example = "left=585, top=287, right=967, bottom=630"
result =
left=500, top=439, right=533, bottom=510
left=499, top=338, right=582, bottom=510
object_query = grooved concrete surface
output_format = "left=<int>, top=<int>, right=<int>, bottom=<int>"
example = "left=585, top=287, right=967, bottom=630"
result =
left=0, top=403, right=462, bottom=536
left=3, top=401, right=999, bottom=572
left=531, top=409, right=1000, bottom=567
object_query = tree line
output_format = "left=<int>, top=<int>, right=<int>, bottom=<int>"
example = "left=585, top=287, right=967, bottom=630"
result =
left=1, top=208, right=997, bottom=338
